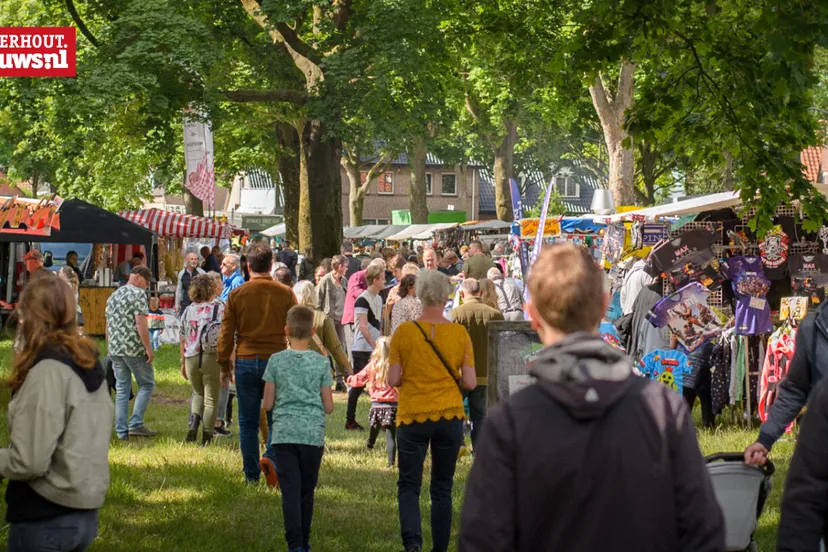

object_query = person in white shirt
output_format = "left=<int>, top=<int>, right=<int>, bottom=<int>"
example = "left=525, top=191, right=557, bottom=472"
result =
left=487, top=267, right=524, bottom=321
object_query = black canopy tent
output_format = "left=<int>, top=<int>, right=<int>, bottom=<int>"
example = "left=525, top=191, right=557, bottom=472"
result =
left=0, top=198, right=153, bottom=248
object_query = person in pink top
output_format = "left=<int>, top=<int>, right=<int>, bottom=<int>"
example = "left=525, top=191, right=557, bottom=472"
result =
left=342, top=259, right=386, bottom=356
left=347, top=336, right=399, bottom=467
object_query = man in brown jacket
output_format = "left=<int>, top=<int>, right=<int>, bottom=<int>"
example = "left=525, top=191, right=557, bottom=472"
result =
left=218, top=243, right=297, bottom=483
left=450, top=278, right=503, bottom=449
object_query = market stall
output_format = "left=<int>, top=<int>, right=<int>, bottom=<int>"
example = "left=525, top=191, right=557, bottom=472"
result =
left=604, top=194, right=827, bottom=425
left=0, top=198, right=155, bottom=335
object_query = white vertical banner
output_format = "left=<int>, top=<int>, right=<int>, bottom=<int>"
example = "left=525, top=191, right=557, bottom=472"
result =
left=183, top=108, right=215, bottom=208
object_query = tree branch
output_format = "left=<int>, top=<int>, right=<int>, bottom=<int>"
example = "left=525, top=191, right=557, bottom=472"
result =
left=222, top=89, right=308, bottom=104
left=465, top=94, right=496, bottom=150
left=333, top=0, right=353, bottom=31
left=239, top=0, right=323, bottom=86
left=65, top=0, right=99, bottom=48
left=360, top=151, right=395, bottom=194
left=274, top=21, right=322, bottom=66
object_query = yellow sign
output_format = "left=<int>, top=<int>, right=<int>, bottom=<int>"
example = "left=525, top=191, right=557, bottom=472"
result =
left=520, top=218, right=560, bottom=238
left=780, top=297, right=809, bottom=321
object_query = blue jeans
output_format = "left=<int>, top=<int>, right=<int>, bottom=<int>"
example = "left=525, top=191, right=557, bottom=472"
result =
left=466, top=385, right=487, bottom=450
left=149, top=329, right=162, bottom=350
left=9, top=510, right=98, bottom=552
left=397, top=418, right=463, bottom=552
left=111, top=355, right=155, bottom=438
left=235, top=357, right=273, bottom=482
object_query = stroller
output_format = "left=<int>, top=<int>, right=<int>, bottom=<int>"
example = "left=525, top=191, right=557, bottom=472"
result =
left=705, top=453, right=774, bottom=552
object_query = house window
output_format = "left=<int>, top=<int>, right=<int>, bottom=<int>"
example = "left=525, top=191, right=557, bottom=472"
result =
left=377, top=172, right=394, bottom=195
left=555, top=175, right=579, bottom=198
left=441, top=174, right=457, bottom=196
left=425, top=173, right=433, bottom=195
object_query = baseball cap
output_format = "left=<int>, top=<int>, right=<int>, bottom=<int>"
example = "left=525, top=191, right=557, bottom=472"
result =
left=131, top=265, right=156, bottom=283
left=22, top=250, right=43, bottom=261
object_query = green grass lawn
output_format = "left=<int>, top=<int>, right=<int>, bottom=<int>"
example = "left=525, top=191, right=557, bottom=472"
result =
left=0, top=341, right=794, bottom=551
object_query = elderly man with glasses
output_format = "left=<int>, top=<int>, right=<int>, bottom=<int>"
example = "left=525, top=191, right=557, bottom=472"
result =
left=220, top=254, right=245, bottom=302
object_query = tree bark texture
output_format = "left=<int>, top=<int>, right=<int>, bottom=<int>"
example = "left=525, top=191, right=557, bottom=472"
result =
left=343, top=155, right=364, bottom=227
left=408, top=136, right=429, bottom=224
left=590, top=61, right=637, bottom=207
left=183, top=176, right=204, bottom=216
left=492, top=119, right=517, bottom=222
left=276, top=123, right=301, bottom=245
left=303, top=120, right=342, bottom=258
left=638, top=141, right=657, bottom=206
left=722, top=150, right=734, bottom=191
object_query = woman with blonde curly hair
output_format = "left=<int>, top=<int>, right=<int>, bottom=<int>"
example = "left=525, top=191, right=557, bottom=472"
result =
left=1, top=277, right=112, bottom=551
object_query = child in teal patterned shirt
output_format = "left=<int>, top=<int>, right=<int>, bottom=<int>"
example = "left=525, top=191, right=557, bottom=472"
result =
left=260, top=305, right=334, bottom=552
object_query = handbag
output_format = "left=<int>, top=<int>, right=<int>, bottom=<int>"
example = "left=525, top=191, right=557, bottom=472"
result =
left=413, top=322, right=464, bottom=391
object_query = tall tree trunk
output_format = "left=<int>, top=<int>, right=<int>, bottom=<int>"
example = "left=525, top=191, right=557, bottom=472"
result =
left=492, top=119, right=517, bottom=221
left=183, top=173, right=204, bottom=216
left=590, top=61, right=637, bottom=207
left=722, top=150, right=734, bottom=191
left=276, top=122, right=301, bottom=245
left=304, top=120, right=342, bottom=259
left=639, top=141, right=657, bottom=206
left=344, top=157, right=364, bottom=227
left=409, top=136, right=429, bottom=224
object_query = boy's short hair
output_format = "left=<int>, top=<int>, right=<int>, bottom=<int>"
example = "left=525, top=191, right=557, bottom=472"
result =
left=286, top=305, right=315, bottom=340
left=529, top=244, right=604, bottom=334
left=364, top=264, right=384, bottom=285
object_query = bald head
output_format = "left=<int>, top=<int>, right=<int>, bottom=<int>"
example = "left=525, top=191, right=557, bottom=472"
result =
left=422, top=248, right=439, bottom=270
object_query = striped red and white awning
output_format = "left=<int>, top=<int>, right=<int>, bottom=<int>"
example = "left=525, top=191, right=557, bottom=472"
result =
left=118, top=209, right=232, bottom=239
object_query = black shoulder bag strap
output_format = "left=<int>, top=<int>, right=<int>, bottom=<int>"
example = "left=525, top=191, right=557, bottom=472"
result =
left=413, top=322, right=463, bottom=391
left=198, top=304, right=219, bottom=370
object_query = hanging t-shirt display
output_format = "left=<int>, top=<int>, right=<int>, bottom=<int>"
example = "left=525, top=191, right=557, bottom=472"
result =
left=647, top=282, right=722, bottom=352
left=727, top=256, right=773, bottom=335
left=645, top=228, right=723, bottom=289
left=638, top=349, right=692, bottom=395
left=819, top=227, right=828, bottom=255
left=789, top=253, right=828, bottom=307
left=758, top=225, right=790, bottom=280
left=602, top=223, right=626, bottom=264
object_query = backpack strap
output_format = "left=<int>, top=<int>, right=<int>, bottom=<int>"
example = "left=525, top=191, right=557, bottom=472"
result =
left=198, top=304, right=220, bottom=370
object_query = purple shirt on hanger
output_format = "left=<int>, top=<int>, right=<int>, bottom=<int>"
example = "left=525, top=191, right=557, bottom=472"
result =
left=727, top=256, right=773, bottom=335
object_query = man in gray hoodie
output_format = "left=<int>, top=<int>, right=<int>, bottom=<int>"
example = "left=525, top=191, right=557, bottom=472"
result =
left=458, top=243, right=724, bottom=552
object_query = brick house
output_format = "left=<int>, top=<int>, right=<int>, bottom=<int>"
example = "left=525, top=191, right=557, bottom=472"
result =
left=340, top=154, right=483, bottom=225
left=341, top=154, right=604, bottom=224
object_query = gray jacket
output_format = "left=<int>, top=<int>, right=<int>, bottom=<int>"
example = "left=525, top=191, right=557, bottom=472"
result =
left=317, top=272, right=347, bottom=322
left=758, top=303, right=828, bottom=450
left=0, top=355, right=113, bottom=510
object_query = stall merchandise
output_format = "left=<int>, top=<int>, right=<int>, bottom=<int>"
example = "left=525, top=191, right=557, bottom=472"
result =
left=638, top=348, right=692, bottom=395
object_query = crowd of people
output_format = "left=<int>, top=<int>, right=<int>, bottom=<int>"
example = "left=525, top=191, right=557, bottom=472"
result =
left=10, top=234, right=828, bottom=551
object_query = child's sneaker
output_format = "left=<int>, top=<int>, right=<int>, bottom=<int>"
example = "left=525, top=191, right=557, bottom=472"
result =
left=366, top=439, right=375, bottom=450
left=259, top=457, right=280, bottom=489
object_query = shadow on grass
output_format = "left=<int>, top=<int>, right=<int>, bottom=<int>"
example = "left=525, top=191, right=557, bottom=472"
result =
left=95, top=449, right=468, bottom=552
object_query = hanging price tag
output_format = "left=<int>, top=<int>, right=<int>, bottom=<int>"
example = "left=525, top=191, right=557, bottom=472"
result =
left=780, top=297, right=808, bottom=321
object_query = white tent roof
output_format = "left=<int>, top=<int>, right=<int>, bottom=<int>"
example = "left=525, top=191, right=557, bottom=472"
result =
left=607, top=191, right=741, bottom=222
left=385, top=223, right=458, bottom=241
left=260, top=223, right=286, bottom=237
